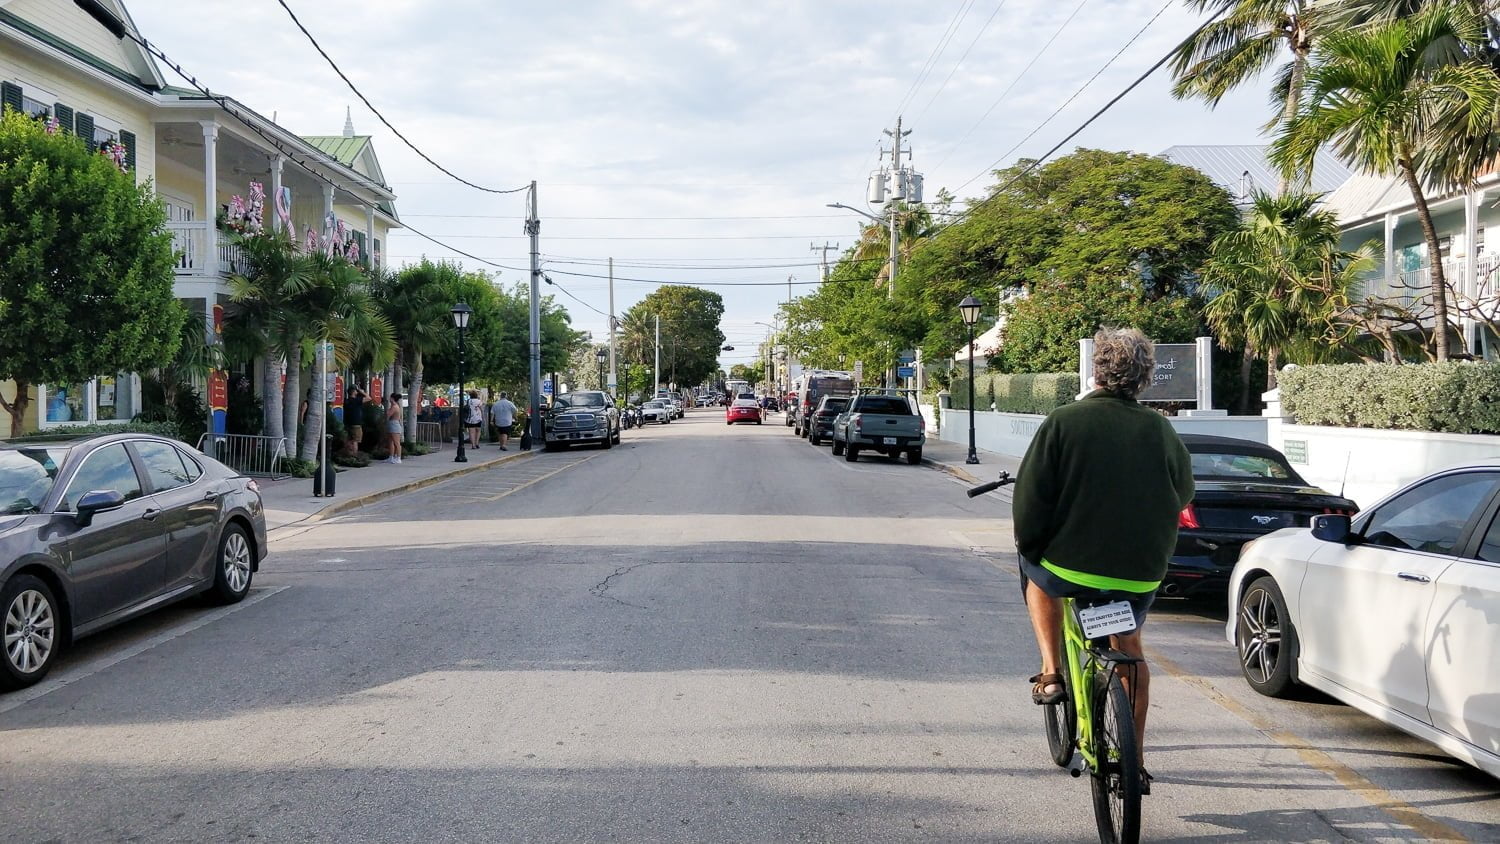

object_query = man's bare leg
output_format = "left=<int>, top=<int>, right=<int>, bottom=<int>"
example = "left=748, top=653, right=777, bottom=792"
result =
left=1025, top=580, right=1064, bottom=697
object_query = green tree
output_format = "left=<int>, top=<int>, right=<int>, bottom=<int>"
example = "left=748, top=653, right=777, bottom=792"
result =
left=728, top=362, right=764, bottom=387
left=423, top=274, right=581, bottom=402
left=377, top=259, right=460, bottom=433
left=620, top=287, right=725, bottom=388
left=225, top=230, right=316, bottom=449
left=997, top=277, right=1205, bottom=373
left=1271, top=3, right=1500, bottom=361
left=0, top=109, right=184, bottom=436
left=1201, top=192, right=1376, bottom=408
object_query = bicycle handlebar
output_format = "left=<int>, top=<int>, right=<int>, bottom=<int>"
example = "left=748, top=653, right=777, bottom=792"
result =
left=966, top=471, right=1015, bottom=498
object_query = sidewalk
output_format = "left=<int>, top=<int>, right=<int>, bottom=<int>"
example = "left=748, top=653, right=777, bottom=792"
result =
left=921, top=435, right=1021, bottom=484
left=258, top=444, right=535, bottom=534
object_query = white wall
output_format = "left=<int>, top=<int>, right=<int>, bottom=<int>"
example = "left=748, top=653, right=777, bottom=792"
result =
left=939, top=407, right=1270, bottom=460
left=1272, top=423, right=1500, bottom=510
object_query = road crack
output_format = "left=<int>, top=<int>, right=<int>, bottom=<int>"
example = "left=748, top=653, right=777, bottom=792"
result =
left=589, top=563, right=654, bottom=609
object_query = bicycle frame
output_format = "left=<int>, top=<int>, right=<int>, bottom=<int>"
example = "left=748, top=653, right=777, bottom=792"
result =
left=1061, top=597, right=1141, bottom=774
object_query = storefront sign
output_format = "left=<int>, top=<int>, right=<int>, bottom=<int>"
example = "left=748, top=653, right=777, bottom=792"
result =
left=369, top=376, right=383, bottom=403
left=1138, top=344, right=1197, bottom=402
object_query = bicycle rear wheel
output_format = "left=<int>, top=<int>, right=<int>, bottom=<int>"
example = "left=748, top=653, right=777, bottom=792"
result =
left=1043, top=677, right=1075, bottom=767
left=1090, top=672, right=1141, bottom=844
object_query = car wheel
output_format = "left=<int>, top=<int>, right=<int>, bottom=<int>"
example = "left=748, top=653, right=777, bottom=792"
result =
left=831, top=437, right=845, bottom=456
left=809, top=432, right=820, bottom=445
left=906, top=448, right=922, bottom=465
left=844, top=445, right=859, bottom=462
left=613, top=429, right=621, bottom=444
left=209, top=523, right=255, bottom=605
left=0, top=573, right=61, bottom=691
left=601, top=432, right=613, bottom=449
left=1236, top=576, right=1299, bottom=698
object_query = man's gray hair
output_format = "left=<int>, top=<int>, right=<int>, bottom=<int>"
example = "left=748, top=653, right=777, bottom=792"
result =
left=1092, top=327, right=1155, bottom=399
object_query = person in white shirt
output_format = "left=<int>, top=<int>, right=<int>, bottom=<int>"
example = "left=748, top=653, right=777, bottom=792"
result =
left=490, top=392, right=518, bottom=451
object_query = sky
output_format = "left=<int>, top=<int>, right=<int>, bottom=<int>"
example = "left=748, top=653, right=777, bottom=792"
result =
left=127, top=0, right=1272, bottom=373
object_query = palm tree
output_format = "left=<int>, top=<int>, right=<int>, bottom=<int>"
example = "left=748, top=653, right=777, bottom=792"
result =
left=849, top=202, right=933, bottom=288
left=296, top=254, right=396, bottom=461
left=225, top=232, right=316, bottom=453
left=1170, top=0, right=1330, bottom=148
left=1203, top=192, right=1371, bottom=405
left=1271, top=3, right=1500, bottom=361
left=380, top=261, right=455, bottom=435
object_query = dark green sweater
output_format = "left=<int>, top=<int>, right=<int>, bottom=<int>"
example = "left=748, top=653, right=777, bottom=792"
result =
left=1013, top=391, right=1195, bottom=589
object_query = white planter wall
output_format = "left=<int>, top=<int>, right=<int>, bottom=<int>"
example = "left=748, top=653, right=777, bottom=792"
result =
left=1271, top=423, right=1500, bottom=510
left=940, top=407, right=1270, bottom=459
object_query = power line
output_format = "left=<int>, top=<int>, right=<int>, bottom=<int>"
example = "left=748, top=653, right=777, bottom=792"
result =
left=931, top=7, right=1232, bottom=236
left=273, top=0, right=528, bottom=195
left=932, top=0, right=1091, bottom=173
left=890, top=0, right=976, bottom=120
left=912, top=0, right=1010, bottom=122
left=951, top=0, right=1174, bottom=195
left=543, top=267, right=886, bottom=288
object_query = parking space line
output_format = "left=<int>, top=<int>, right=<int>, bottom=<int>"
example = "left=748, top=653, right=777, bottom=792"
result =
left=0, top=585, right=290, bottom=718
left=484, top=453, right=597, bottom=501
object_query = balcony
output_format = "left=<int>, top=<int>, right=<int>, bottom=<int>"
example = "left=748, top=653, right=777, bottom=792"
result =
left=167, top=221, right=245, bottom=278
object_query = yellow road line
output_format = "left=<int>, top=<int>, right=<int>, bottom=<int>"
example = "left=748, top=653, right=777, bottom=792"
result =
left=483, top=454, right=598, bottom=501
left=1148, top=648, right=1471, bottom=842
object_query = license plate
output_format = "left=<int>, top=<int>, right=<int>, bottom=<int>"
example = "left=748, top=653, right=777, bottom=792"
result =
left=883, top=437, right=897, bottom=445
left=1077, top=601, right=1137, bottom=639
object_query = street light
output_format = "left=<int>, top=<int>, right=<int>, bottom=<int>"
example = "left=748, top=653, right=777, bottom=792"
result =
left=826, top=202, right=882, bottom=223
left=959, top=295, right=982, bottom=466
left=451, top=302, right=473, bottom=464
left=595, top=347, right=607, bottom=393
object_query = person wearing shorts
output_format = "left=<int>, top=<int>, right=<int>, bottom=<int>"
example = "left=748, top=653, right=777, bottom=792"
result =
left=462, top=389, right=485, bottom=449
left=384, top=393, right=404, bottom=464
left=1011, top=327, right=1194, bottom=786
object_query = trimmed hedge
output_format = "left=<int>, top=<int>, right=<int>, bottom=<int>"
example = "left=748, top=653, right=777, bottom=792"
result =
left=951, top=372, right=1079, bottom=415
left=4, top=420, right=185, bottom=443
left=1280, top=362, right=1500, bottom=434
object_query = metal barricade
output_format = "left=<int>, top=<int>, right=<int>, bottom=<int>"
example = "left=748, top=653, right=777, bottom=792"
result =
left=414, top=421, right=446, bottom=451
left=197, top=433, right=290, bottom=479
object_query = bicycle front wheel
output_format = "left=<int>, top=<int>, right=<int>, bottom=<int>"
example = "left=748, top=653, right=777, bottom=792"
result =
left=1090, top=672, right=1141, bottom=844
left=1043, top=677, right=1075, bottom=768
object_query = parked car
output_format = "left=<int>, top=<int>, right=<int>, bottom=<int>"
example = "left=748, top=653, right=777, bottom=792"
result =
left=1227, top=462, right=1500, bottom=779
left=783, top=392, right=798, bottom=427
left=791, top=371, right=855, bottom=438
left=639, top=400, right=671, bottom=424
left=831, top=393, right=924, bottom=464
left=1166, top=435, right=1357, bottom=598
left=806, top=395, right=851, bottom=446
left=655, top=392, right=684, bottom=419
left=0, top=433, right=268, bottom=691
left=726, top=399, right=763, bottom=425
left=543, top=390, right=621, bottom=450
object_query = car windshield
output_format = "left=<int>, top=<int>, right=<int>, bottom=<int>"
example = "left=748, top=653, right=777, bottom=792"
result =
left=819, top=398, right=850, bottom=413
left=732, top=399, right=758, bottom=407
left=1190, top=451, right=1296, bottom=480
left=555, top=393, right=606, bottom=409
left=0, top=447, right=69, bottom=515
left=856, top=396, right=912, bottom=415
left=643, top=401, right=664, bottom=408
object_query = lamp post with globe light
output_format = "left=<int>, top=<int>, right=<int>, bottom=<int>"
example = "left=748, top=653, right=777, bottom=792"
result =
left=451, top=302, right=472, bottom=464
left=959, top=295, right=982, bottom=465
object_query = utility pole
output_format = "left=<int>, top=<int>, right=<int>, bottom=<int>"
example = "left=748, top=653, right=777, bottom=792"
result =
left=810, top=241, right=837, bottom=283
left=526, top=181, right=543, bottom=447
left=608, top=257, right=617, bottom=400
left=653, top=314, right=660, bottom=395
left=881, top=116, right=911, bottom=388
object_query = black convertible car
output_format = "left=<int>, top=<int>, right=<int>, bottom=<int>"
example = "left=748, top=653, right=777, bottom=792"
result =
left=1166, top=434, right=1357, bottom=598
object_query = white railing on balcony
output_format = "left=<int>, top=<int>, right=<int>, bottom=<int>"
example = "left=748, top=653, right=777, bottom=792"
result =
left=1363, top=255, right=1500, bottom=311
left=167, top=221, right=245, bottom=277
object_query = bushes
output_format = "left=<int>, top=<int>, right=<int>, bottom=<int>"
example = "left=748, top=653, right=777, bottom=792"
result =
left=1281, top=363, right=1500, bottom=434
left=5, top=420, right=185, bottom=443
left=951, top=372, right=1080, bottom=414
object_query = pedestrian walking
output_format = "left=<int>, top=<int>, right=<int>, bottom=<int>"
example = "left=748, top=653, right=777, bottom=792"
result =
left=490, top=392, right=518, bottom=451
left=384, top=393, right=404, bottom=464
left=344, top=385, right=366, bottom=453
left=463, top=389, right=485, bottom=449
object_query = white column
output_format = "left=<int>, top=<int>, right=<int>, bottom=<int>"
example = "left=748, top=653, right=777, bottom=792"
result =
left=365, top=205, right=376, bottom=269
left=1463, top=190, right=1479, bottom=350
left=269, top=155, right=285, bottom=234
left=322, top=183, right=335, bottom=250
left=1384, top=213, right=1397, bottom=298
left=200, top=121, right=218, bottom=269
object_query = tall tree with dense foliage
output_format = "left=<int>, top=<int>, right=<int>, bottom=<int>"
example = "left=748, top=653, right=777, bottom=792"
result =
left=377, top=260, right=460, bottom=433
left=0, top=109, right=183, bottom=435
left=1271, top=3, right=1500, bottom=361
left=620, top=286, right=725, bottom=388
left=296, top=253, right=395, bottom=460
left=225, top=231, right=316, bottom=448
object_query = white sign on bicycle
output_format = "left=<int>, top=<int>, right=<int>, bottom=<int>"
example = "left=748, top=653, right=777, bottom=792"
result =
left=1078, top=601, right=1138, bottom=639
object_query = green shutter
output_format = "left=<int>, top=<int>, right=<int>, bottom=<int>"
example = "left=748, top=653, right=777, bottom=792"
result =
left=119, top=130, right=136, bottom=171
left=53, top=103, right=73, bottom=134
left=354, top=230, right=368, bottom=266
left=0, top=82, right=21, bottom=115
left=74, top=113, right=94, bottom=150
left=373, top=238, right=381, bottom=268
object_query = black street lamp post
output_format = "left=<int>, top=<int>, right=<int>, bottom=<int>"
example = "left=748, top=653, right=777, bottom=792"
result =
left=595, top=347, right=607, bottom=393
left=959, top=295, right=982, bottom=465
left=452, top=302, right=473, bottom=464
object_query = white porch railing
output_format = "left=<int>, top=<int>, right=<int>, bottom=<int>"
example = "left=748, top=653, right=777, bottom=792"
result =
left=167, top=221, right=245, bottom=277
left=1364, top=255, right=1500, bottom=309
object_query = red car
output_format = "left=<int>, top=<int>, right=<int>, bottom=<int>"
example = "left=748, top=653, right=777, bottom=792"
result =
left=726, top=400, right=762, bottom=425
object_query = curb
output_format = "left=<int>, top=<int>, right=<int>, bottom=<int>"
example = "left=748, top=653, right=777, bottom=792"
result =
left=922, top=456, right=981, bottom=484
left=267, top=449, right=538, bottom=537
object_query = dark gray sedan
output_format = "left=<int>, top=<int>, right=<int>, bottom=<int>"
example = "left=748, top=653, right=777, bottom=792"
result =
left=0, top=433, right=268, bottom=690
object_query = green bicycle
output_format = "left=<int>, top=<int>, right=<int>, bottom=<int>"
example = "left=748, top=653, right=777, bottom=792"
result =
left=969, top=472, right=1145, bottom=844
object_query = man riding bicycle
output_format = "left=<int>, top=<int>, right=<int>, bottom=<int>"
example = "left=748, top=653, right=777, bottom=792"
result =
left=1011, top=327, right=1194, bottom=791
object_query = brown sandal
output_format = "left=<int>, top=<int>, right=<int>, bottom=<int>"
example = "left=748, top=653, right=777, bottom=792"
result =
left=1029, top=673, right=1065, bottom=705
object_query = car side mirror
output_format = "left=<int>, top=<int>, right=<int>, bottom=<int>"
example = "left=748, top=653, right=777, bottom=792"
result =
left=1310, top=513, right=1355, bottom=544
left=74, top=489, right=126, bottom=527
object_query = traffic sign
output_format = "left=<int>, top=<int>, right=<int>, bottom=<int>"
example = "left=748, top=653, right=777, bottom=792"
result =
left=897, top=366, right=915, bottom=378
left=897, top=350, right=916, bottom=364
left=853, top=361, right=864, bottom=379
left=542, top=378, right=553, bottom=395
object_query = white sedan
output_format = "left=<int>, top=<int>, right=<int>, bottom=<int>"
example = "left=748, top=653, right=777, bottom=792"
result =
left=1227, top=462, right=1500, bottom=779
left=639, top=401, right=671, bottom=425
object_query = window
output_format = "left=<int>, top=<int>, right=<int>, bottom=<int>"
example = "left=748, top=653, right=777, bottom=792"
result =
left=1361, top=472, right=1500, bottom=555
left=45, top=382, right=87, bottom=423
left=133, top=441, right=193, bottom=493
left=1478, top=227, right=1487, bottom=257
left=19, top=94, right=48, bottom=119
left=1190, top=451, right=1295, bottom=480
left=0, top=447, right=68, bottom=515
left=1475, top=510, right=1500, bottom=563
left=93, top=125, right=117, bottom=148
left=39, top=375, right=139, bottom=427
left=856, top=397, right=913, bottom=415
left=1439, top=235, right=1453, bottom=260
left=95, top=376, right=135, bottom=421
left=60, top=444, right=143, bottom=512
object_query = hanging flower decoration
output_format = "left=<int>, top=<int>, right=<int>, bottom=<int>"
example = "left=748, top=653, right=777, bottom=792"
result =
left=244, top=182, right=266, bottom=235
left=305, top=225, right=320, bottom=253
left=99, top=139, right=128, bottom=172
left=44, top=114, right=60, bottom=135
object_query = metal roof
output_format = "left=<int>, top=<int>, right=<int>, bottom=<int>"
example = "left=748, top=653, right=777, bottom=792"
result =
left=1319, top=172, right=1407, bottom=225
left=1159, top=145, right=1354, bottom=199
left=301, top=135, right=371, bottom=167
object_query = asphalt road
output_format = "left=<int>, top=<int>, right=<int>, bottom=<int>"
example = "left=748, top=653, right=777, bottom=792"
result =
left=1, top=409, right=1496, bottom=842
